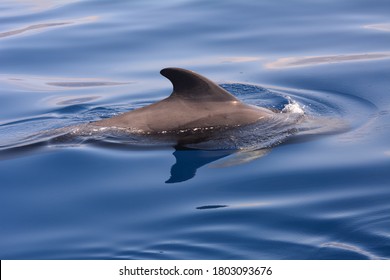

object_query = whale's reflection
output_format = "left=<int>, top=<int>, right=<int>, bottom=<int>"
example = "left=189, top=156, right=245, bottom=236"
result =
left=166, top=148, right=234, bottom=184
left=166, top=147, right=271, bottom=183
left=0, top=138, right=267, bottom=184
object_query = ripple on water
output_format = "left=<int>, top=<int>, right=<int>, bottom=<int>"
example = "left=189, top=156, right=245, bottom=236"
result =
left=0, top=83, right=377, bottom=153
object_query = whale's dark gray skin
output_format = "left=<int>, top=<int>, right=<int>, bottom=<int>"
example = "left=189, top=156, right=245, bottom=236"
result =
left=92, top=68, right=274, bottom=142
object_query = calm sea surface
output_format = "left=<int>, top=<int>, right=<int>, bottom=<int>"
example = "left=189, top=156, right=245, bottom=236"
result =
left=0, top=0, right=390, bottom=259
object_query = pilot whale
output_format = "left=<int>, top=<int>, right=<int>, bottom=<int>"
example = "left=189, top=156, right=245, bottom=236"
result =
left=2, top=67, right=309, bottom=154
left=91, top=67, right=276, bottom=144
left=1, top=68, right=350, bottom=183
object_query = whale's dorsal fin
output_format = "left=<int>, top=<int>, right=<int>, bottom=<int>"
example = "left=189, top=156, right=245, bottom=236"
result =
left=160, top=67, right=238, bottom=102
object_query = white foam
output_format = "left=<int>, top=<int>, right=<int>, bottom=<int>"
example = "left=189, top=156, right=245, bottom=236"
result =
left=282, top=99, right=305, bottom=114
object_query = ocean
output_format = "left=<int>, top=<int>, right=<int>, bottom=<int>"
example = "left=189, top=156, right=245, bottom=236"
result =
left=0, top=0, right=389, bottom=259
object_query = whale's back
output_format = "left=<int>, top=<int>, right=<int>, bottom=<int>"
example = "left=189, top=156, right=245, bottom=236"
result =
left=94, top=68, right=274, bottom=133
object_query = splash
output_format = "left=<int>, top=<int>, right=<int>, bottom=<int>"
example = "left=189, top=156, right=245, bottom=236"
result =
left=282, top=98, right=305, bottom=114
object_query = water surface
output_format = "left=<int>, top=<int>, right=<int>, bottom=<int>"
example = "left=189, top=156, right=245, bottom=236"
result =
left=0, top=0, right=390, bottom=259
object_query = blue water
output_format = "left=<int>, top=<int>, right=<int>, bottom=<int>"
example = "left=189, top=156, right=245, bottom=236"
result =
left=1, top=0, right=390, bottom=259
